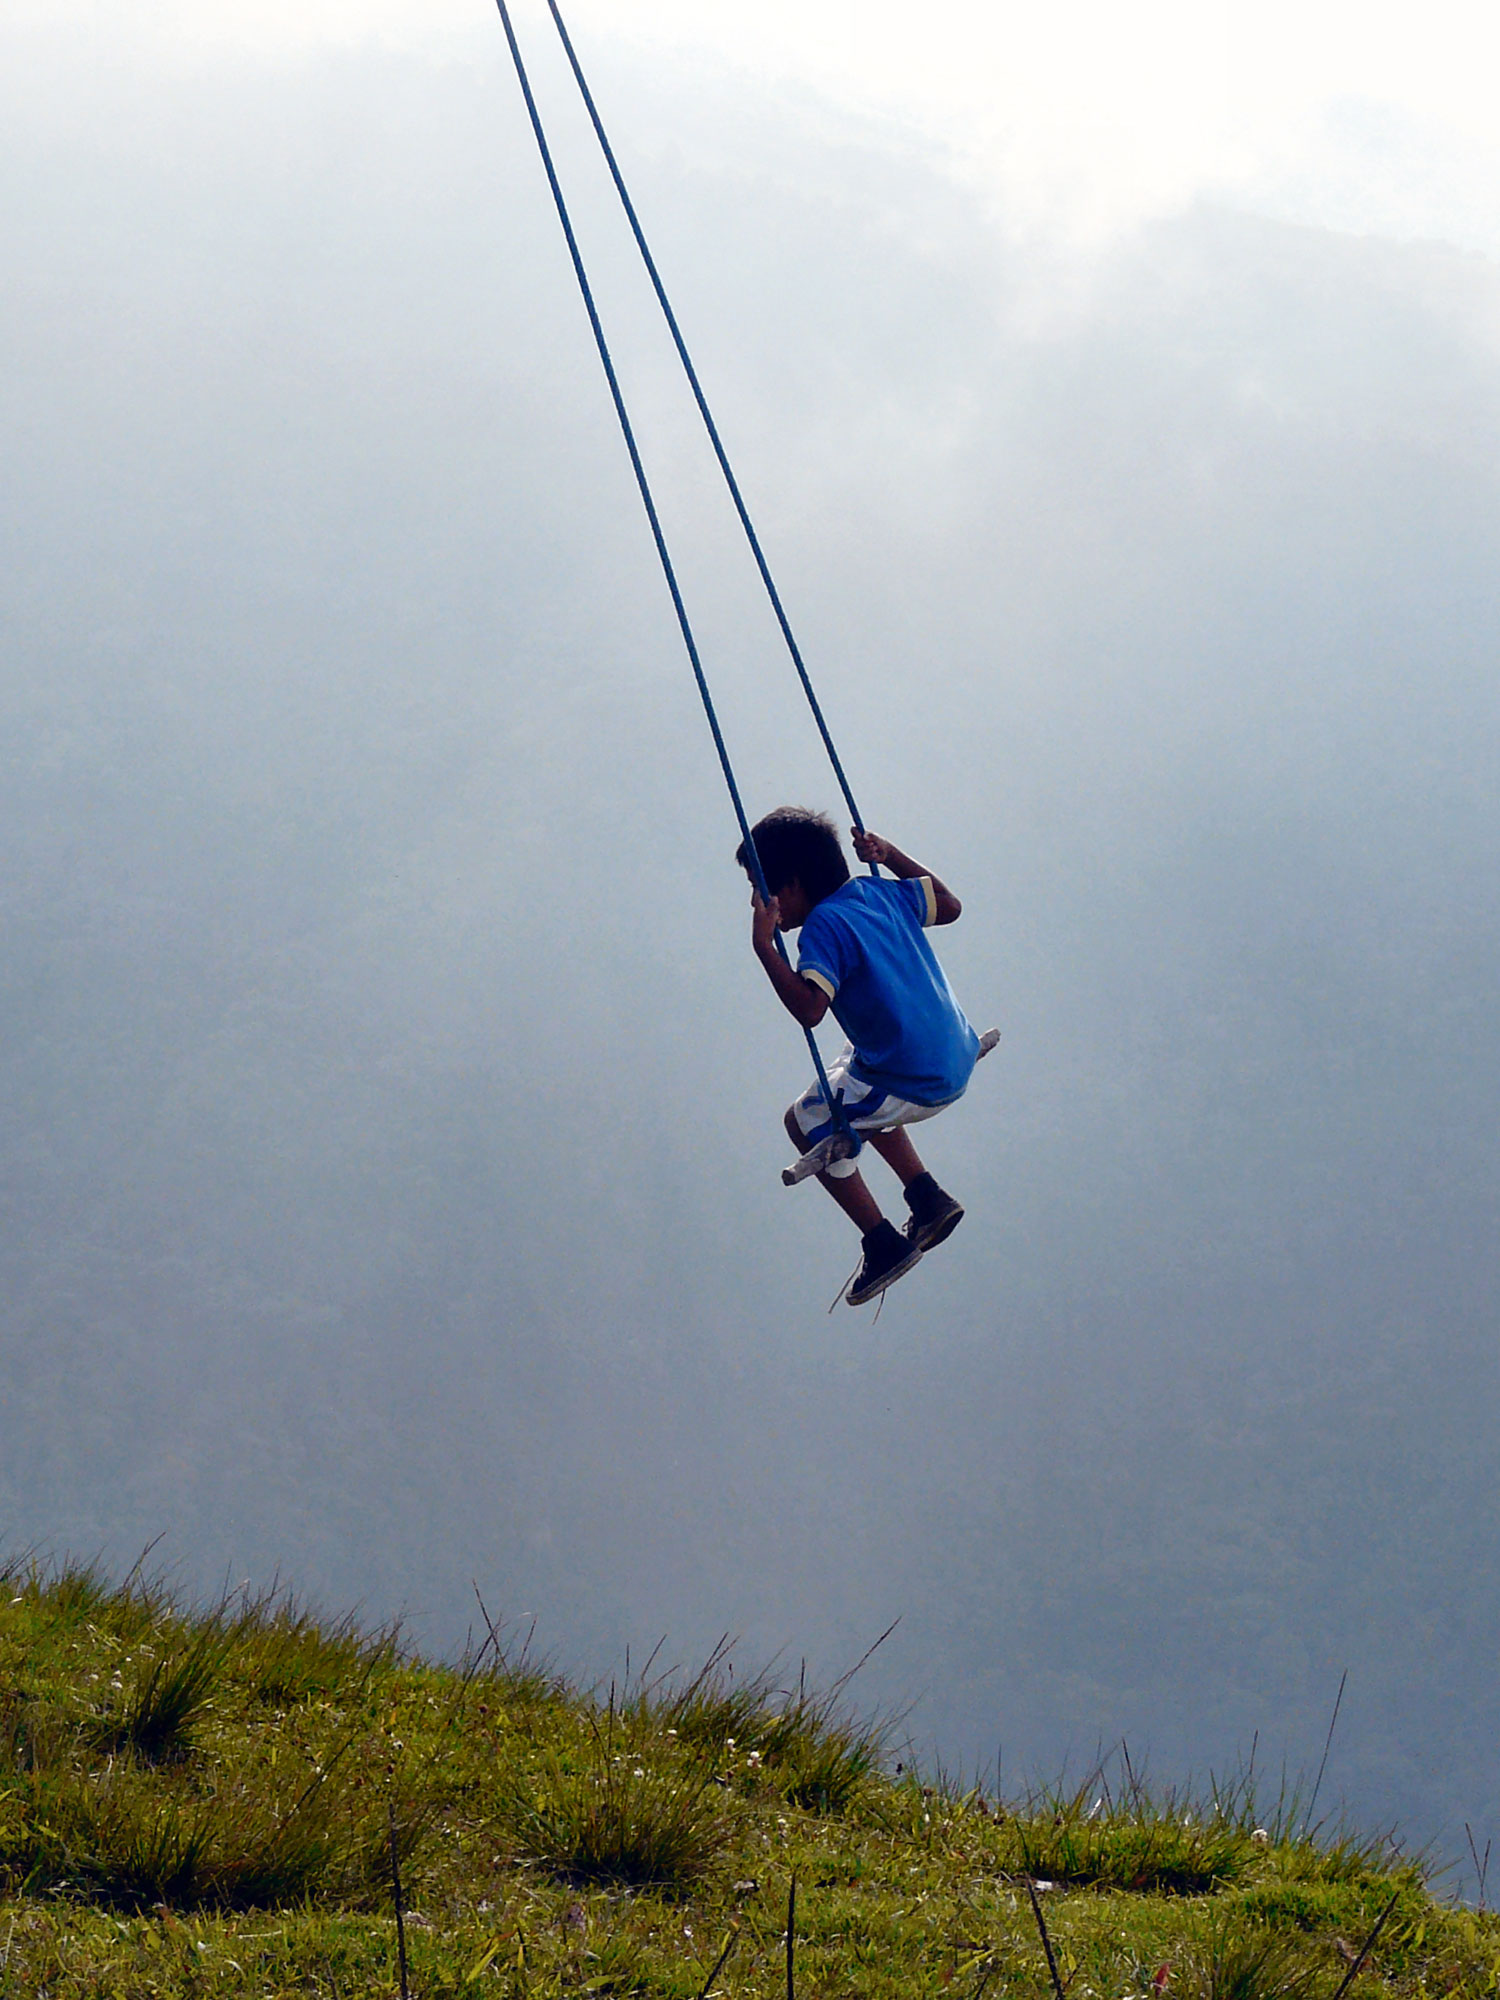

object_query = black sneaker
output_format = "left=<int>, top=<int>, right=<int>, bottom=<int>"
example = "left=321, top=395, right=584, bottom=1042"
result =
left=903, top=1173, right=965, bottom=1252
left=846, top=1220, right=923, bottom=1306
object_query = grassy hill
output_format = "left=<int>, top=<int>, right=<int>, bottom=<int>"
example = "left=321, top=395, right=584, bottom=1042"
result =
left=1, top=1560, right=1494, bottom=1997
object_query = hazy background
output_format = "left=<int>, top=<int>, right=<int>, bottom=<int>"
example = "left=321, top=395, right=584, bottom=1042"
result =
left=3, top=1, right=1498, bottom=1885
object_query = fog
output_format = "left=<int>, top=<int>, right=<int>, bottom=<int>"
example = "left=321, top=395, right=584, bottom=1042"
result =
left=3, top=15, right=1498, bottom=1882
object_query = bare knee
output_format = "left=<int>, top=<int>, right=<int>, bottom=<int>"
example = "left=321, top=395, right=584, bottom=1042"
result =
left=784, top=1105, right=810, bottom=1152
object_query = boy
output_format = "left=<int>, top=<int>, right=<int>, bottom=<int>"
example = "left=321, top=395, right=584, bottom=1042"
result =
left=737, top=807, right=980, bottom=1306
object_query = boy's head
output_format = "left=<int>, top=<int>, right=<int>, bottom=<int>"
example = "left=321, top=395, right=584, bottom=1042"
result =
left=736, top=807, right=849, bottom=927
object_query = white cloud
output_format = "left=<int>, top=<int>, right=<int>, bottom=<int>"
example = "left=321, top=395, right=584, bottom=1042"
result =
left=571, top=0, right=1500, bottom=249
left=10, top=0, right=1500, bottom=250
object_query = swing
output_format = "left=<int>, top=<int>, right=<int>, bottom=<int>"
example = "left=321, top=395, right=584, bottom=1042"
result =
left=494, top=0, right=998, bottom=1186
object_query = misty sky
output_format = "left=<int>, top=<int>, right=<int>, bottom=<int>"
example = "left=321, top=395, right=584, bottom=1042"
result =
left=4, top=0, right=1499, bottom=1888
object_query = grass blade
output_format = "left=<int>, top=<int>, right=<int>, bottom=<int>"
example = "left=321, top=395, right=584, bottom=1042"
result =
left=1329, top=1891, right=1399, bottom=2000
left=786, top=1871, right=797, bottom=2000
left=693, top=1926, right=739, bottom=2000
left=1025, top=1877, right=1067, bottom=2000
left=1307, top=1669, right=1348, bottom=1826
left=389, top=1806, right=410, bottom=2000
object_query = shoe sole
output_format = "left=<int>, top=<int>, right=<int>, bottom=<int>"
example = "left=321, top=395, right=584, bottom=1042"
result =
left=846, top=1243, right=923, bottom=1306
left=908, top=1203, right=964, bottom=1253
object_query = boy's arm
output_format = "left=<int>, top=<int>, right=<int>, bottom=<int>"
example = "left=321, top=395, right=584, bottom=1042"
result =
left=851, top=829, right=962, bottom=922
left=751, top=894, right=830, bottom=1027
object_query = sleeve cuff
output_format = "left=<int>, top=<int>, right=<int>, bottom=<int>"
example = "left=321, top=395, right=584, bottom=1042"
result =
left=801, top=967, right=837, bottom=1000
left=919, top=875, right=938, bottom=927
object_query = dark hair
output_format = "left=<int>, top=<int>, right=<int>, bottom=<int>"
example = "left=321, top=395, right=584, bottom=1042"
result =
left=736, top=807, right=850, bottom=905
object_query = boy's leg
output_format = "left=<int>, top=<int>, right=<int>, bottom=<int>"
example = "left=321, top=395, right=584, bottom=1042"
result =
left=868, top=1121, right=965, bottom=1251
left=866, top=1125, right=926, bottom=1187
left=788, top=1104, right=928, bottom=1304
left=783, top=1085, right=922, bottom=1304
left=784, top=1108, right=883, bottom=1232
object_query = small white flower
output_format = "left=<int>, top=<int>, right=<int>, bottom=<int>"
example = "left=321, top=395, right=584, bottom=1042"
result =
left=1251, top=1828, right=1270, bottom=1844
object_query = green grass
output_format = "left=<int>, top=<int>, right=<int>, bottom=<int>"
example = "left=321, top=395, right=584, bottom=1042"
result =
left=231, top=1587, right=398, bottom=1709
left=0, top=1555, right=1495, bottom=1997
left=494, top=1705, right=737, bottom=1892
left=626, top=1639, right=887, bottom=1815
left=89, top=1613, right=238, bottom=1765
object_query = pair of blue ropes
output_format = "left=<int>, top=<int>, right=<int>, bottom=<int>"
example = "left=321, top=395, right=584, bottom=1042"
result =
left=494, top=0, right=866, bottom=1172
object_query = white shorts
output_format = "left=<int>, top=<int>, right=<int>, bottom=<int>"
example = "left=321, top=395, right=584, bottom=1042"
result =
left=788, top=1044, right=960, bottom=1176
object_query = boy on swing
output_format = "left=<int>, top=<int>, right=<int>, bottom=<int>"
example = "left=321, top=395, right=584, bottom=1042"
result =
left=738, top=807, right=980, bottom=1306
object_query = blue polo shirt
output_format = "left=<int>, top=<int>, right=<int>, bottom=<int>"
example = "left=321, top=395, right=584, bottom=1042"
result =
left=796, top=875, right=979, bottom=1105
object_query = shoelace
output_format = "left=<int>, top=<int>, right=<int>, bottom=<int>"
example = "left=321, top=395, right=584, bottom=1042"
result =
left=828, top=1248, right=918, bottom=1315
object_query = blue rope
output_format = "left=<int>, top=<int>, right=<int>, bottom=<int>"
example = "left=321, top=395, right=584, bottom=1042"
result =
left=492, top=0, right=854, bottom=1151
left=539, top=0, right=875, bottom=873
